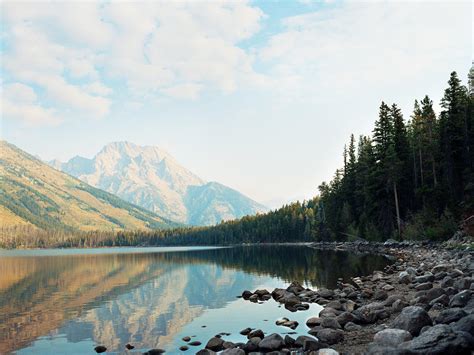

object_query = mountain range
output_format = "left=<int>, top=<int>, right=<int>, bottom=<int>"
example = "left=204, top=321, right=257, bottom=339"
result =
left=0, top=141, right=177, bottom=232
left=50, top=141, right=267, bottom=225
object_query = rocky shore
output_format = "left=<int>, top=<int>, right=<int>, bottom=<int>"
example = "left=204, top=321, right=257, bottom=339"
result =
left=193, top=234, right=473, bottom=354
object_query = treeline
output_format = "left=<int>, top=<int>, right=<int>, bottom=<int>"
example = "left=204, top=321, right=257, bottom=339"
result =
left=1, top=70, right=472, bottom=249
left=318, top=70, right=474, bottom=241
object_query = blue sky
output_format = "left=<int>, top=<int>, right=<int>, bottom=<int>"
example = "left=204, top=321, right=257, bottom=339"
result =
left=1, top=0, right=473, bottom=207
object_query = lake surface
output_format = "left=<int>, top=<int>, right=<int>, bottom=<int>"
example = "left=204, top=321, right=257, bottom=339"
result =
left=0, top=245, right=389, bottom=354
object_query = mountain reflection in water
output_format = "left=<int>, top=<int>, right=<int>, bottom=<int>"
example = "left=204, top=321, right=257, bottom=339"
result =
left=0, top=245, right=390, bottom=354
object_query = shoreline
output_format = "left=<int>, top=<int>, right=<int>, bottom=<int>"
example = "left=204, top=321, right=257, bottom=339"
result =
left=195, top=235, right=473, bottom=354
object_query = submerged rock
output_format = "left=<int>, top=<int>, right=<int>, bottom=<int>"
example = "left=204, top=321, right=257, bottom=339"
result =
left=94, top=346, right=107, bottom=353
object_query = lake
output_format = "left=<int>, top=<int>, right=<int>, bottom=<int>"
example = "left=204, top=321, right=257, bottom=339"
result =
left=0, top=245, right=390, bottom=354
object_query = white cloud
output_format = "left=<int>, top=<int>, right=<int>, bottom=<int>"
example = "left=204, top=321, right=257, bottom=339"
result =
left=259, top=2, right=472, bottom=101
left=3, top=83, right=37, bottom=104
left=1, top=1, right=265, bottom=125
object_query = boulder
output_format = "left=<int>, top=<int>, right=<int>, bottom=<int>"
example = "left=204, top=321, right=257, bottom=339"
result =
left=284, top=335, right=295, bottom=347
left=242, top=290, right=253, bottom=299
left=196, top=350, right=216, bottom=355
left=336, top=312, right=358, bottom=326
left=258, top=333, right=284, bottom=351
left=414, top=273, right=435, bottom=283
left=319, top=289, right=335, bottom=299
left=206, top=337, right=224, bottom=352
left=240, top=327, right=252, bottom=335
left=435, top=308, right=467, bottom=324
left=450, top=290, right=472, bottom=307
left=319, top=307, right=340, bottom=318
left=391, top=306, right=432, bottom=336
left=426, top=288, right=445, bottom=302
left=452, top=314, right=474, bottom=335
left=374, top=290, right=388, bottom=301
left=352, top=302, right=384, bottom=324
left=318, top=349, right=340, bottom=355
left=315, top=329, right=344, bottom=345
left=429, top=294, right=450, bottom=307
left=373, top=328, right=413, bottom=347
left=400, top=324, right=474, bottom=355
left=392, top=299, right=409, bottom=312
left=294, top=335, right=319, bottom=348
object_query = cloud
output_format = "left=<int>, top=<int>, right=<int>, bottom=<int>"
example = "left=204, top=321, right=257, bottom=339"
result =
left=259, top=2, right=472, bottom=101
left=2, top=83, right=61, bottom=125
left=1, top=1, right=265, bottom=125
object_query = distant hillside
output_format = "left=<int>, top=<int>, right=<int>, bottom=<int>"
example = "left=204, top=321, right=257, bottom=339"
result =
left=52, top=141, right=267, bottom=225
left=0, top=141, right=178, bottom=232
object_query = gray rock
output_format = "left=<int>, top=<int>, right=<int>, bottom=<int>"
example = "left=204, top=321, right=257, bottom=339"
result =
left=392, top=299, right=409, bottom=312
left=315, top=329, right=344, bottom=345
left=429, top=294, right=450, bottom=307
left=435, top=308, right=467, bottom=324
left=294, top=335, right=319, bottom=348
left=415, top=282, right=433, bottom=291
left=242, top=290, right=253, bottom=299
left=206, top=337, right=224, bottom=351
left=406, top=267, right=417, bottom=275
left=432, top=264, right=449, bottom=274
left=454, top=278, right=472, bottom=291
left=452, top=314, right=474, bottom=335
left=336, top=312, right=358, bottom=326
left=258, top=333, right=284, bottom=351
left=450, top=290, right=472, bottom=307
left=374, top=290, right=388, bottom=301
left=284, top=335, right=295, bottom=347
left=319, top=289, right=335, bottom=299
left=441, top=276, right=454, bottom=288
left=321, top=317, right=341, bottom=329
left=391, top=306, right=432, bottom=336
left=352, top=302, right=384, bottom=324
left=223, top=341, right=235, bottom=349
left=318, top=349, right=340, bottom=355
left=344, top=321, right=362, bottom=331
left=426, top=287, right=445, bottom=302
left=373, top=328, right=412, bottom=347
left=240, top=327, right=252, bottom=335
left=196, top=350, right=216, bottom=355
left=414, top=273, right=434, bottom=283
left=400, top=324, right=474, bottom=354
left=319, top=307, right=340, bottom=318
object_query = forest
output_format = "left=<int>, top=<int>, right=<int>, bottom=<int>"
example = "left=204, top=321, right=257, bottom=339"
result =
left=0, top=70, right=472, bottom=248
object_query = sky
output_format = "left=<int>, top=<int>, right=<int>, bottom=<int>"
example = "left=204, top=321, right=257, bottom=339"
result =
left=1, top=0, right=473, bottom=208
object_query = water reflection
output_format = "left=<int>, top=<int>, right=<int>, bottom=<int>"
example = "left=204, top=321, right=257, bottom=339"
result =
left=0, top=245, right=389, bottom=354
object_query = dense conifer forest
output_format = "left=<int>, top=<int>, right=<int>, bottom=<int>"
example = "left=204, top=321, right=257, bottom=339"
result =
left=1, top=69, right=473, bottom=248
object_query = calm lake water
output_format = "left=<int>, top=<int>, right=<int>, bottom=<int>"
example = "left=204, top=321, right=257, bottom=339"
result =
left=0, top=245, right=389, bottom=354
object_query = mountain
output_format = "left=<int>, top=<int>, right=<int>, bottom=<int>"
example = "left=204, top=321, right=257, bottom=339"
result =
left=0, top=141, right=177, bottom=231
left=51, top=141, right=267, bottom=225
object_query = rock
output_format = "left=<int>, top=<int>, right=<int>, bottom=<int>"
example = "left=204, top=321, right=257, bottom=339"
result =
left=321, top=317, right=341, bottom=329
left=206, top=337, right=224, bottom=351
left=295, top=335, right=319, bottom=348
left=383, top=284, right=395, bottom=291
left=392, top=299, right=409, bottom=312
left=454, top=278, right=473, bottom=291
left=400, top=324, right=474, bottom=354
left=196, top=350, right=216, bottom=355
left=352, top=302, right=384, bottom=324
left=254, top=289, right=270, bottom=297
left=315, top=329, right=344, bottom=345
left=179, top=346, right=189, bottom=351
left=391, top=306, right=433, bottom=336
left=326, top=300, right=343, bottom=310
left=374, top=290, right=388, bottom=301
left=441, top=276, right=454, bottom=288
left=426, top=288, right=445, bottom=302
left=344, top=321, right=362, bottom=331
left=276, top=317, right=289, bottom=325
left=306, top=317, right=322, bottom=327
left=189, top=341, right=202, bottom=346
left=303, top=337, right=323, bottom=351
left=282, top=320, right=298, bottom=329
left=242, top=341, right=258, bottom=352
left=94, top=346, right=107, bottom=353
left=435, top=308, right=467, bottom=324
left=432, top=264, right=449, bottom=274
left=287, top=281, right=305, bottom=294
left=319, top=289, right=335, bottom=299
left=284, top=335, right=295, bottom=347
left=240, top=327, right=252, bottom=335
left=319, top=307, right=339, bottom=318
left=318, top=349, right=339, bottom=355
left=182, top=336, right=191, bottom=342
left=383, top=294, right=405, bottom=307
left=223, top=341, right=235, bottom=349
left=452, top=314, right=474, bottom=335
left=414, top=273, right=435, bottom=283
left=429, top=294, right=450, bottom=306
left=247, top=329, right=264, bottom=339
left=373, top=328, right=413, bottom=347
left=144, top=349, right=166, bottom=354
left=249, top=337, right=261, bottom=346
left=450, top=290, right=472, bottom=307
left=242, top=290, right=253, bottom=299
left=258, top=333, right=284, bottom=351
left=406, top=267, right=417, bottom=275
left=221, top=349, right=245, bottom=355
left=415, top=282, right=433, bottom=291
left=125, top=344, right=135, bottom=350
left=372, top=271, right=384, bottom=281
left=249, top=294, right=259, bottom=302
left=336, top=312, right=358, bottom=326
left=343, top=299, right=357, bottom=312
